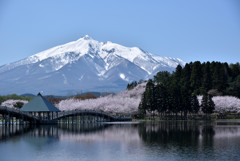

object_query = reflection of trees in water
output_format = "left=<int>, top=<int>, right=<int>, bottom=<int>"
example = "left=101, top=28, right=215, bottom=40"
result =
left=138, top=121, right=201, bottom=147
left=138, top=122, right=240, bottom=160
left=138, top=121, right=223, bottom=155
left=137, top=121, right=216, bottom=160
left=201, top=125, right=215, bottom=147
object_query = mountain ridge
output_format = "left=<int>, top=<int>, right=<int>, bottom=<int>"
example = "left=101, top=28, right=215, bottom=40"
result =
left=0, top=35, right=185, bottom=95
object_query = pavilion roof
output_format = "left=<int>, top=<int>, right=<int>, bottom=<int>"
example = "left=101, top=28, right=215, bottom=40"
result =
left=20, top=93, right=60, bottom=112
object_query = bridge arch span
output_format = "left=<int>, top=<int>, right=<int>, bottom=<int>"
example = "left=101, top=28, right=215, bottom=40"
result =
left=0, top=106, right=39, bottom=124
left=55, top=110, right=131, bottom=122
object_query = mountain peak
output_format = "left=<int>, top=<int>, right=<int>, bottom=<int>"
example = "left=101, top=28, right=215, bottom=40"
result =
left=82, top=35, right=93, bottom=40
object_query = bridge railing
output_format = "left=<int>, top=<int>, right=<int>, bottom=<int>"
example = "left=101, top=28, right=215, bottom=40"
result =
left=0, top=106, right=132, bottom=122
left=0, top=106, right=38, bottom=120
left=56, top=109, right=132, bottom=121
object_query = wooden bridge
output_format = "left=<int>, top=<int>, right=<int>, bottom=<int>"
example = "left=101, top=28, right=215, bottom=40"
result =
left=57, top=110, right=132, bottom=123
left=0, top=106, right=132, bottom=125
left=0, top=106, right=39, bottom=125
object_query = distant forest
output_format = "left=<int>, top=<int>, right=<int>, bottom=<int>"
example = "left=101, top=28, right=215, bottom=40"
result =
left=137, top=61, right=240, bottom=119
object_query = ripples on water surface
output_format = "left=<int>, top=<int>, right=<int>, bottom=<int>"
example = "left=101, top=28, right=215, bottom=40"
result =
left=0, top=121, right=240, bottom=161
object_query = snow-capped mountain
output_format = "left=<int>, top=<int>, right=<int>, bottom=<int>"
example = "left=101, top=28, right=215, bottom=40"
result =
left=0, top=35, right=185, bottom=95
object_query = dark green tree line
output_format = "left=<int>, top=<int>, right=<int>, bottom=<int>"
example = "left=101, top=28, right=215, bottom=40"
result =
left=138, top=61, right=240, bottom=119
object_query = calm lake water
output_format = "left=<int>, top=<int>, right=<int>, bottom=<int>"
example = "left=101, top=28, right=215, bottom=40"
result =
left=1, top=121, right=240, bottom=161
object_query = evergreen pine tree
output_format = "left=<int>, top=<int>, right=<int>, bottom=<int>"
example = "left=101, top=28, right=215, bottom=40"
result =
left=169, top=82, right=182, bottom=120
left=181, top=87, right=191, bottom=120
left=138, top=93, right=147, bottom=119
left=226, top=75, right=240, bottom=98
left=154, top=84, right=168, bottom=118
left=190, top=61, right=202, bottom=94
left=175, top=65, right=182, bottom=82
left=202, top=62, right=212, bottom=92
left=145, top=79, right=155, bottom=113
left=201, top=93, right=215, bottom=119
left=180, top=63, right=191, bottom=116
left=201, top=93, right=208, bottom=114
left=207, top=94, right=215, bottom=114
left=212, top=62, right=227, bottom=92
left=153, top=71, right=171, bottom=86
left=191, top=94, right=200, bottom=114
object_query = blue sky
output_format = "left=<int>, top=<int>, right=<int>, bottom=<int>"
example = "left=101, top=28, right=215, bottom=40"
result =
left=0, top=0, right=239, bottom=65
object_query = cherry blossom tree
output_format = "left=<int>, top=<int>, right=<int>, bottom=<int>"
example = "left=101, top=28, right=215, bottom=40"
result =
left=56, top=85, right=240, bottom=114
left=56, top=83, right=146, bottom=114
left=1, top=99, right=28, bottom=109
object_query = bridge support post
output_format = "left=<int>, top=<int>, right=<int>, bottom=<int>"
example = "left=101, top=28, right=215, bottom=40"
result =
left=7, top=113, right=10, bottom=126
left=38, top=112, right=41, bottom=122
left=47, top=112, right=50, bottom=121
left=4, top=114, right=7, bottom=126
left=80, top=115, right=82, bottom=124
left=56, top=112, right=59, bottom=124
left=11, top=116, right=14, bottom=126
left=21, top=114, right=24, bottom=125
left=83, top=115, right=85, bottom=124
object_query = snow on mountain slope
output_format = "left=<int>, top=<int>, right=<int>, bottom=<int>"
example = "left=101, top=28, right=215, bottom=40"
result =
left=0, top=35, right=185, bottom=95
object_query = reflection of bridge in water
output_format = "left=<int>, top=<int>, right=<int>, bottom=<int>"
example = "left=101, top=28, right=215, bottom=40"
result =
left=0, top=106, right=132, bottom=125
left=0, top=124, right=112, bottom=142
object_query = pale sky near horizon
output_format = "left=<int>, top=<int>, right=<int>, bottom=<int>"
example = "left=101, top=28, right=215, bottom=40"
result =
left=0, top=0, right=239, bottom=66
